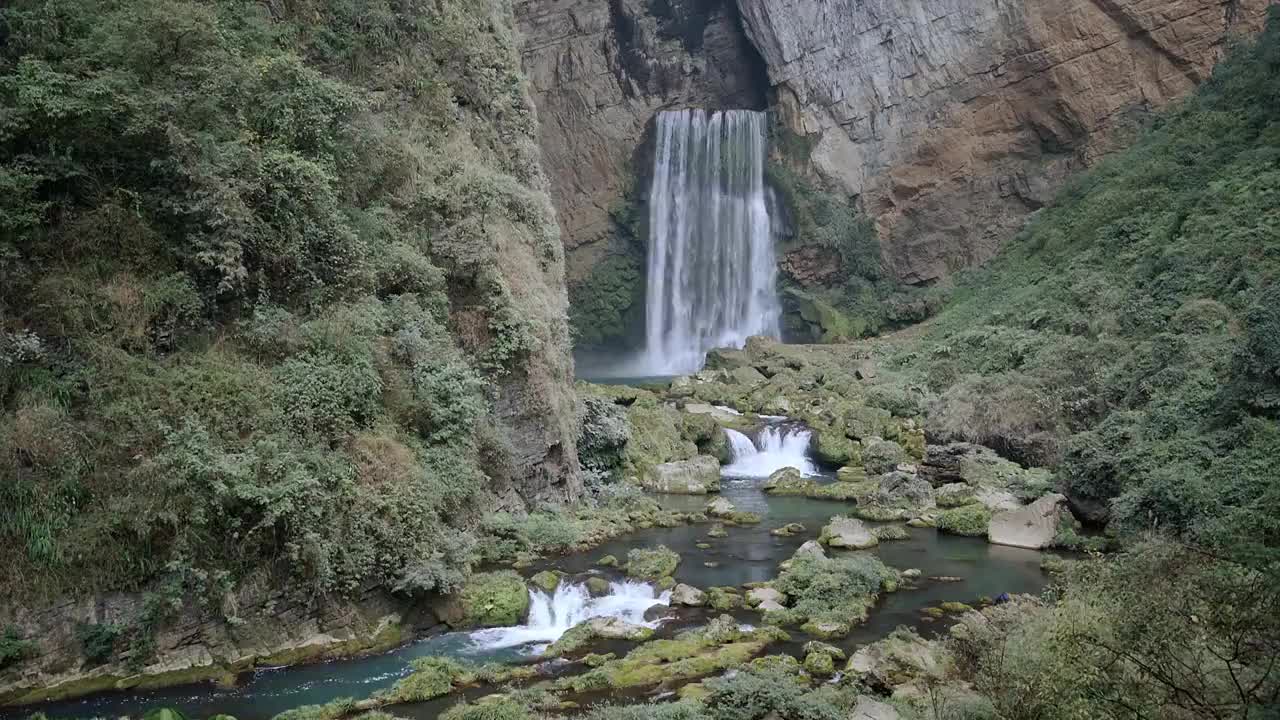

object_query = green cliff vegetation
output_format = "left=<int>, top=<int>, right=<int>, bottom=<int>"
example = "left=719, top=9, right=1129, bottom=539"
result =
left=0, top=0, right=574, bottom=630
left=766, top=154, right=936, bottom=342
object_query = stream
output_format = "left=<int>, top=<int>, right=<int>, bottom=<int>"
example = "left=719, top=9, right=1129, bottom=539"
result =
left=10, top=425, right=1050, bottom=720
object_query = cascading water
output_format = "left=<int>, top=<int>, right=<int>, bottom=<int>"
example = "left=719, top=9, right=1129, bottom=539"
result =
left=641, top=109, right=782, bottom=375
left=722, top=426, right=818, bottom=478
left=466, top=580, right=669, bottom=653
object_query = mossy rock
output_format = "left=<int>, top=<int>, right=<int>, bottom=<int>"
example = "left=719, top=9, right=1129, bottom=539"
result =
left=936, top=504, right=993, bottom=537
left=940, top=602, right=973, bottom=613
left=708, top=587, right=743, bottom=611
left=862, top=438, right=908, bottom=475
left=596, top=555, right=618, bottom=567
left=800, top=620, right=850, bottom=639
left=727, top=511, right=763, bottom=525
left=583, top=652, right=616, bottom=667
left=812, top=428, right=862, bottom=466
left=844, top=405, right=892, bottom=441
left=437, top=571, right=530, bottom=628
left=142, top=710, right=188, bottom=720
left=656, top=576, right=677, bottom=591
left=529, top=570, right=562, bottom=593
left=707, top=524, right=729, bottom=538
left=803, top=651, right=836, bottom=676
left=625, top=546, right=681, bottom=579
left=899, top=425, right=926, bottom=461
left=586, top=577, right=612, bottom=596
left=836, top=465, right=869, bottom=483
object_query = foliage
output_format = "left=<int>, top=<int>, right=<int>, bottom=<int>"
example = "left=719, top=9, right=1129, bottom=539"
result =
left=0, top=626, right=33, bottom=669
left=569, top=251, right=646, bottom=349
left=935, top=505, right=993, bottom=537
left=0, top=0, right=573, bottom=607
left=765, top=162, right=936, bottom=340
left=75, top=622, right=121, bottom=666
left=886, top=8, right=1280, bottom=566
left=950, top=541, right=1280, bottom=720
left=382, top=656, right=472, bottom=703
left=773, top=552, right=896, bottom=632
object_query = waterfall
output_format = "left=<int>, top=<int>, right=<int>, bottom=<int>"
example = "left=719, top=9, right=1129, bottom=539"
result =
left=466, top=580, right=669, bottom=653
left=640, top=109, right=782, bottom=375
left=722, top=426, right=818, bottom=478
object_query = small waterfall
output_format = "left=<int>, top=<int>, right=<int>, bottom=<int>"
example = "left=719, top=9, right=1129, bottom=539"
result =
left=467, top=580, right=669, bottom=653
left=722, top=426, right=818, bottom=478
left=640, top=109, right=782, bottom=375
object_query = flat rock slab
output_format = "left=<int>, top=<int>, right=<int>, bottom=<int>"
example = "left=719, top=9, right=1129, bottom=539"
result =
left=988, top=493, right=1070, bottom=549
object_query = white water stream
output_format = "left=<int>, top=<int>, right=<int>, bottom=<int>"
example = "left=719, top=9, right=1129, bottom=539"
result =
left=721, top=426, right=818, bottom=478
left=466, top=580, right=670, bottom=653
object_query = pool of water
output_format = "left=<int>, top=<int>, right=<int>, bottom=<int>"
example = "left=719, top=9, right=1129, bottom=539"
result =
left=8, top=472, right=1049, bottom=720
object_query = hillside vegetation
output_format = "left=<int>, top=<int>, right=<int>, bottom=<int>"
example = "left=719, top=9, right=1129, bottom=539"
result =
left=888, top=8, right=1279, bottom=566
left=0, top=0, right=575, bottom=612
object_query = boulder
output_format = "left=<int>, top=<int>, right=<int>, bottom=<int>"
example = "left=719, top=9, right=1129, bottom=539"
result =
left=874, top=471, right=935, bottom=510
left=845, top=405, right=891, bottom=440
left=793, top=540, right=827, bottom=560
left=671, top=583, right=707, bottom=606
left=763, top=466, right=806, bottom=491
left=855, top=361, right=878, bottom=381
left=988, top=493, right=1071, bottom=549
left=975, top=486, right=1022, bottom=512
left=863, top=438, right=909, bottom=475
left=705, top=497, right=736, bottom=518
left=595, top=555, right=618, bottom=567
left=707, top=524, right=729, bottom=538
left=803, top=640, right=846, bottom=661
left=770, top=522, right=806, bottom=537
left=756, top=599, right=786, bottom=612
left=729, top=366, right=767, bottom=387
left=641, top=456, right=721, bottom=494
left=819, top=516, right=878, bottom=549
left=625, top=546, right=681, bottom=579
left=529, top=570, right=562, bottom=593
left=585, top=577, right=611, bottom=596
left=434, top=571, right=530, bottom=629
left=746, top=587, right=785, bottom=607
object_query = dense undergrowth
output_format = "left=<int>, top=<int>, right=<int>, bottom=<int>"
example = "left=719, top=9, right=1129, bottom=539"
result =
left=0, top=0, right=573, bottom=629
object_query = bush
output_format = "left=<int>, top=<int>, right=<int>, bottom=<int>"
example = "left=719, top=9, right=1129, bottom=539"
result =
left=625, top=546, right=681, bottom=580
left=0, top=626, right=33, bottom=669
left=774, top=553, right=896, bottom=630
left=936, top=505, right=993, bottom=537
left=76, top=622, right=121, bottom=666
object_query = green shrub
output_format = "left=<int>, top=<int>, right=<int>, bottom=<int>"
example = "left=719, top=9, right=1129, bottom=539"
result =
left=936, top=505, right=993, bottom=537
left=75, top=622, right=121, bottom=665
left=625, top=546, right=681, bottom=580
left=773, top=553, right=896, bottom=631
left=0, top=626, right=33, bottom=669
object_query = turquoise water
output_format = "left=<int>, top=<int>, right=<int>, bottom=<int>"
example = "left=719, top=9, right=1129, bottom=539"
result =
left=8, top=476, right=1050, bottom=720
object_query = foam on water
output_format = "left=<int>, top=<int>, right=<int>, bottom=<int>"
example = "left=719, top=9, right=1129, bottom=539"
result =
left=721, top=426, right=819, bottom=478
left=466, top=580, right=670, bottom=653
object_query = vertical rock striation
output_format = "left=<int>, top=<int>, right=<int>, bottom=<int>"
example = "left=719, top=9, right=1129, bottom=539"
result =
left=735, top=0, right=1272, bottom=284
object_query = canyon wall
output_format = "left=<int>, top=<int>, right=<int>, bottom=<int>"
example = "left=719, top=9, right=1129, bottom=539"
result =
left=522, top=0, right=1272, bottom=286
left=515, top=0, right=765, bottom=285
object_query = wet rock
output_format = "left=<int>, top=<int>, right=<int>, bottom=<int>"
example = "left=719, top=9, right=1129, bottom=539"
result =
left=988, top=493, right=1071, bottom=549
left=695, top=542, right=713, bottom=549
left=595, top=555, right=618, bottom=567
left=641, top=456, right=721, bottom=494
left=803, top=650, right=836, bottom=675
left=902, top=569, right=922, bottom=580
left=589, top=616, right=655, bottom=641
left=707, top=524, right=729, bottom=538
left=585, top=577, right=611, bottom=596
left=770, top=522, right=806, bottom=537
left=705, top=497, right=736, bottom=518
left=763, top=467, right=808, bottom=493
left=940, top=602, right=973, bottom=613
left=703, top=561, right=720, bottom=568
left=726, top=511, right=763, bottom=525
left=656, top=576, right=677, bottom=591
left=707, top=587, right=742, bottom=611
left=529, top=570, right=562, bottom=593
left=819, top=516, right=878, bottom=550
left=671, top=584, right=708, bottom=607
left=643, top=605, right=678, bottom=623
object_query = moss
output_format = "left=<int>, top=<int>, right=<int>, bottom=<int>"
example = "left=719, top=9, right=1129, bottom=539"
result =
left=583, top=652, right=616, bottom=667
left=382, top=656, right=477, bottom=703
left=554, top=618, right=787, bottom=691
left=586, top=577, right=612, bottom=595
left=568, top=249, right=644, bottom=349
left=922, top=607, right=946, bottom=618
left=544, top=622, right=598, bottom=659
left=726, top=511, right=763, bottom=525
left=940, top=602, right=974, bottom=613
left=596, top=555, right=619, bottom=567
left=529, top=571, right=562, bottom=593
left=811, top=427, right=862, bottom=466
left=441, top=571, right=531, bottom=629
left=707, top=524, right=728, bottom=538
left=862, top=439, right=908, bottom=475
left=936, top=504, right=993, bottom=537
left=708, top=587, right=743, bottom=611
left=625, top=546, right=681, bottom=579
left=803, top=651, right=836, bottom=676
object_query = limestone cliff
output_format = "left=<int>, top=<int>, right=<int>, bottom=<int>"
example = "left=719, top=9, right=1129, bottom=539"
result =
left=515, top=0, right=765, bottom=288
left=524, top=0, right=1270, bottom=287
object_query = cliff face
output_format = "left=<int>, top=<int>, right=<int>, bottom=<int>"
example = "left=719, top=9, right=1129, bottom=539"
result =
left=515, top=0, right=765, bottom=284
left=523, top=0, right=1271, bottom=286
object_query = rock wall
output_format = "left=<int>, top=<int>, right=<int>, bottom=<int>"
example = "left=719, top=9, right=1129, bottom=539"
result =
left=0, top=581, right=438, bottom=707
left=736, top=0, right=1272, bottom=284
left=524, top=0, right=1270, bottom=287
left=515, top=0, right=766, bottom=284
